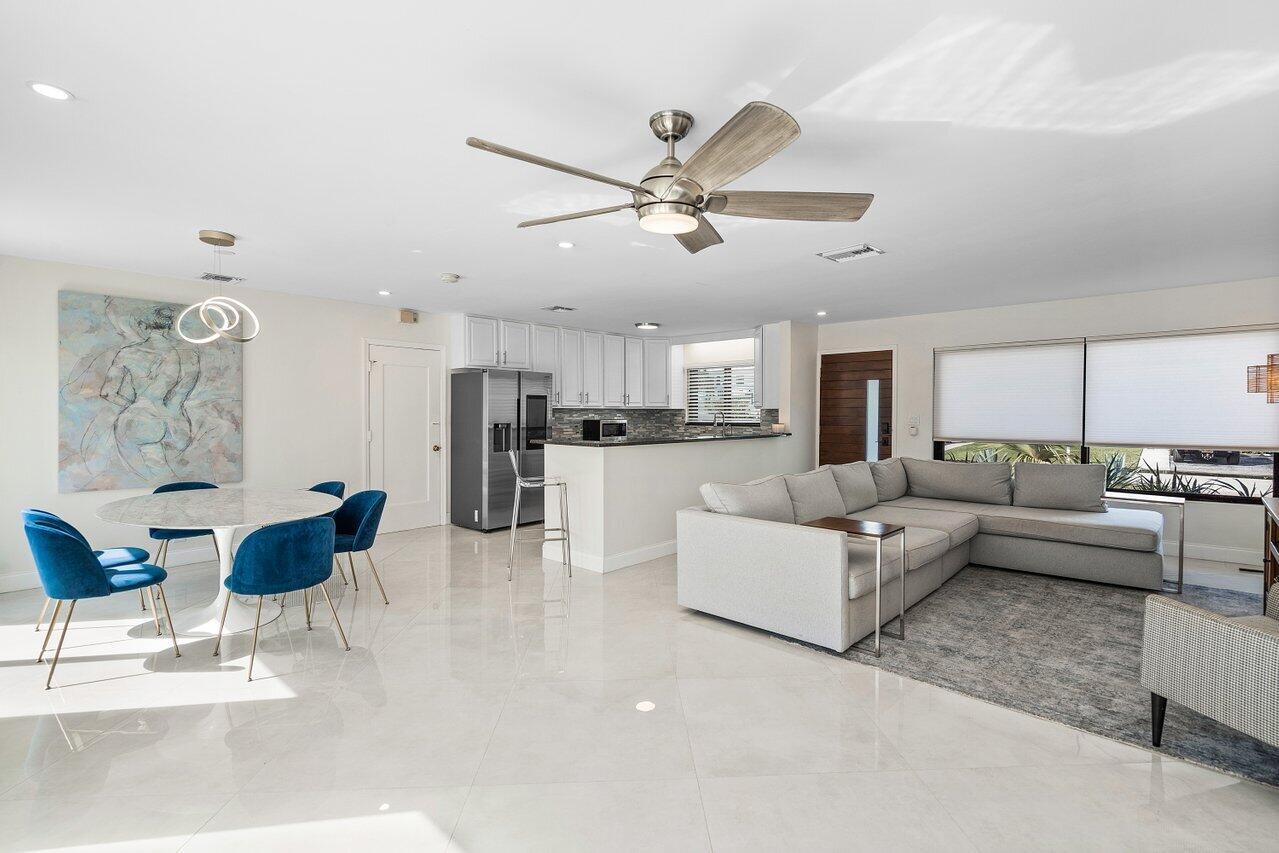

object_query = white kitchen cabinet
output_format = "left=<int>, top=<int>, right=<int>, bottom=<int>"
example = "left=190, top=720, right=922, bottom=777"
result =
left=559, top=328, right=582, bottom=407
left=642, top=338, right=670, bottom=407
left=602, top=334, right=626, bottom=407
left=532, top=323, right=561, bottom=401
left=465, top=315, right=501, bottom=367
left=499, top=320, right=531, bottom=369
left=582, top=331, right=603, bottom=408
left=624, top=337, right=644, bottom=407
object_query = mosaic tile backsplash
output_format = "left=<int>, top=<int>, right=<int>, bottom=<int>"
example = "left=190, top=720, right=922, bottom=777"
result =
left=550, top=408, right=780, bottom=441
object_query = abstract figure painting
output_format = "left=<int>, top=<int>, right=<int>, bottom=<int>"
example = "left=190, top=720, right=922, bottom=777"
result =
left=58, top=291, right=243, bottom=492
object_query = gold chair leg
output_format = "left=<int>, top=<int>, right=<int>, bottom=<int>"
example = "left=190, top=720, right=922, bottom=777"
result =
left=158, top=540, right=169, bottom=568
left=140, top=589, right=148, bottom=611
left=156, top=584, right=181, bottom=658
left=304, top=587, right=313, bottom=630
left=147, top=587, right=162, bottom=635
left=36, top=597, right=51, bottom=632
left=319, top=582, right=350, bottom=651
left=211, top=536, right=220, bottom=562
left=212, top=594, right=231, bottom=656
left=46, top=600, right=76, bottom=690
left=247, top=596, right=263, bottom=682
left=347, top=553, right=359, bottom=591
left=364, top=552, right=389, bottom=605
left=334, top=555, right=348, bottom=585
left=37, top=600, right=62, bottom=661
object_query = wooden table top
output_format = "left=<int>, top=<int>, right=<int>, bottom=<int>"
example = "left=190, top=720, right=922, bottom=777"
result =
left=801, top=517, right=905, bottom=538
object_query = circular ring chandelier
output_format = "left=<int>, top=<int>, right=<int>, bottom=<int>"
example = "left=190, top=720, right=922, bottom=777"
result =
left=179, top=230, right=260, bottom=344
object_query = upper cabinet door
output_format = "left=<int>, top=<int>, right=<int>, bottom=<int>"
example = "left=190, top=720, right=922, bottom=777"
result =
left=581, top=331, right=603, bottom=408
left=642, top=338, right=670, bottom=408
left=500, top=320, right=532, bottom=369
left=532, top=324, right=561, bottom=400
left=624, top=337, right=645, bottom=407
left=559, top=328, right=582, bottom=407
left=602, top=334, right=626, bottom=407
left=466, top=315, right=500, bottom=367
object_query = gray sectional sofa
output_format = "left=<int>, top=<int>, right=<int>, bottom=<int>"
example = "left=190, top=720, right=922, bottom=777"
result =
left=676, top=457, right=1166, bottom=652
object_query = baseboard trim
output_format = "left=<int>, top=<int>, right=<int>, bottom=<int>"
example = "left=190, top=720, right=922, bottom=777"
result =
left=0, top=542, right=219, bottom=594
left=542, top=539, right=677, bottom=574
left=1168, top=542, right=1262, bottom=567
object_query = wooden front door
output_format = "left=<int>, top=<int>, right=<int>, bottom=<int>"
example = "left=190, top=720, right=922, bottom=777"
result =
left=819, top=350, right=893, bottom=465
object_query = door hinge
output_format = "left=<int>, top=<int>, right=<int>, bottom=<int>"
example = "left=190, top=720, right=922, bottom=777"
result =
left=366, top=429, right=373, bottom=443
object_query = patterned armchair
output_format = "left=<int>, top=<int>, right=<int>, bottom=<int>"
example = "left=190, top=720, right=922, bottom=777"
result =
left=1140, top=584, right=1279, bottom=748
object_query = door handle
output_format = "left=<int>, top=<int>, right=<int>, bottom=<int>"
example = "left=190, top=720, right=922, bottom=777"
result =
left=432, top=444, right=442, bottom=452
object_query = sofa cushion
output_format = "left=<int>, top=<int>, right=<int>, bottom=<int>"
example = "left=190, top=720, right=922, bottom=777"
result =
left=885, top=496, right=1161, bottom=552
left=699, top=475, right=796, bottom=524
left=847, top=527, right=948, bottom=599
left=1013, top=462, right=1107, bottom=512
left=829, top=461, right=879, bottom=514
left=850, top=503, right=980, bottom=549
left=870, top=458, right=908, bottom=502
left=783, top=468, right=847, bottom=524
left=901, top=457, right=1012, bottom=504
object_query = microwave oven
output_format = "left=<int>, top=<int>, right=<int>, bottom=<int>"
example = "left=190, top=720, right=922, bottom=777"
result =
left=582, top=419, right=627, bottom=441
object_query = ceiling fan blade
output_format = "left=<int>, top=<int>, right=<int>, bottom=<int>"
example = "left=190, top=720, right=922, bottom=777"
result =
left=663, top=102, right=800, bottom=198
left=517, top=203, right=634, bottom=228
left=706, top=191, right=874, bottom=221
left=675, top=217, right=724, bottom=254
left=466, top=137, right=647, bottom=195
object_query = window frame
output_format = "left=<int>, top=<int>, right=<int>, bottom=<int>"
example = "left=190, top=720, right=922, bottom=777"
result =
left=684, top=361, right=761, bottom=426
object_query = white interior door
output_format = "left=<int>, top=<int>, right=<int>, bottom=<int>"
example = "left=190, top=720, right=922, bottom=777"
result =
left=368, top=343, right=445, bottom=533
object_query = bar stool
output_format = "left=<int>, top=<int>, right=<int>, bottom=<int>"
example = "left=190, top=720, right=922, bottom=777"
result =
left=507, top=449, right=571, bottom=581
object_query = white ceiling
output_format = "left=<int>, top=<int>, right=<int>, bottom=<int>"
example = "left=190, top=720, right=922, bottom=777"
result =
left=3, top=1, right=1278, bottom=336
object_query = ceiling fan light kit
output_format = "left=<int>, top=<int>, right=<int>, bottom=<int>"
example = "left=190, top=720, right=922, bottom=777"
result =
left=467, top=101, right=873, bottom=254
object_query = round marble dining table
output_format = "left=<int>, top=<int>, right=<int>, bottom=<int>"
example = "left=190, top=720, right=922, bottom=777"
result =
left=97, top=488, right=342, bottom=637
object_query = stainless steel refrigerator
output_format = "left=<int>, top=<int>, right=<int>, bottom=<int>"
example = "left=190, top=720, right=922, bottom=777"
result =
left=449, top=368, right=552, bottom=532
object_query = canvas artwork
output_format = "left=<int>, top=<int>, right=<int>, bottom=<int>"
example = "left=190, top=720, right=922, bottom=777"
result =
left=58, top=290, right=243, bottom=492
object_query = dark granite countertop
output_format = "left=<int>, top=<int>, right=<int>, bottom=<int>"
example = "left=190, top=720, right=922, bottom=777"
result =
left=535, top=432, right=791, bottom=448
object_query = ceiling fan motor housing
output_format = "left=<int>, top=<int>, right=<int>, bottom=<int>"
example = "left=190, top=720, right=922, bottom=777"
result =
left=635, top=154, right=701, bottom=228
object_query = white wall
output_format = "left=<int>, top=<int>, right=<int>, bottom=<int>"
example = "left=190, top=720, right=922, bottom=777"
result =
left=681, top=338, right=753, bottom=367
left=817, top=276, right=1279, bottom=564
left=0, top=255, right=450, bottom=591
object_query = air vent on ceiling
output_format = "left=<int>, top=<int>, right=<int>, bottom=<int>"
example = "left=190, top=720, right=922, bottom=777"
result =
left=540, top=305, right=577, bottom=313
left=816, top=244, right=884, bottom=263
left=200, top=272, right=245, bottom=283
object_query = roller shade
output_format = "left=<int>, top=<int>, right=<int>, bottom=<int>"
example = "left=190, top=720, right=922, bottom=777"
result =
left=1085, top=327, right=1279, bottom=450
left=934, top=341, right=1085, bottom=443
left=686, top=365, right=759, bottom=424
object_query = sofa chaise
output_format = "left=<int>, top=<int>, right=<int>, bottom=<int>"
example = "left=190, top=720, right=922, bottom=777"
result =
left=677, top=457, right=1166, bottom=653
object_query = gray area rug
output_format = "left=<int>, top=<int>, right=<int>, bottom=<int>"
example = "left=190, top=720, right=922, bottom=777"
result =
left=833, top=567, right=1279, bottom=788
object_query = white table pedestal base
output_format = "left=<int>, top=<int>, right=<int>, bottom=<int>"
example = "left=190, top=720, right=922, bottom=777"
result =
left=172, top=526, right=283, bottom=637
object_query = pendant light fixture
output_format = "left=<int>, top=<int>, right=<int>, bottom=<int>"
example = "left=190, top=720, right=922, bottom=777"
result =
left=1246, top=353, right=1279, bottom=403
left=179, top=230, right=260, bottom=344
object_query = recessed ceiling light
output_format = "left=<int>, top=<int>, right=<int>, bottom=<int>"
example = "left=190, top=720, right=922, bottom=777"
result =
left=377, top=290, right=391, bottom=296
left=557, top=241, right=574, bottom=249
left=409, top=249, right=423, bottom=254
left=635, top=701, right=656, bottom=712
left=440, top=272, right=461, bottom=284
left=634, top=322, right=660, bottom=330
left=816, top=311, right=827, bottom=317
left=29, top=81, right=73, bottom=100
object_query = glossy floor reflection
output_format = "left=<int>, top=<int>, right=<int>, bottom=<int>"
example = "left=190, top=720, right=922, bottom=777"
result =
left=1, top=524, right=1277, bottom=851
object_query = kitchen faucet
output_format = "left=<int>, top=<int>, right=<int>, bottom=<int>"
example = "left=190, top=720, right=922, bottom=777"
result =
left=713, top=412, right=731, bottom=436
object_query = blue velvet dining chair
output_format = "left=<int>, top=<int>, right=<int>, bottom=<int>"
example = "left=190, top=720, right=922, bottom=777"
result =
left=22, top=509, right=151, bottom=629
left=307, top=481, right=347, bottom=583
left=23, top=518, right=179, bottom=689
left=213, top=516, right=348, bottom=681
left=332, top=490, right=389, bottom=604
left=149, top=481, right=219, bottom=569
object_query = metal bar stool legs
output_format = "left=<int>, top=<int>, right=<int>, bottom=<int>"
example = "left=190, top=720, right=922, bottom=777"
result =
left=507, top=478, right=572, bottom=581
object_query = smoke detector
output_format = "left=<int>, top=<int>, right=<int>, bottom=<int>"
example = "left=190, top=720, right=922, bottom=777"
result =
left=440, top=272, right=461, bottom=284
left=540, top=305, right=577, bottom=313
left=816, top=243, right=884, bottom=263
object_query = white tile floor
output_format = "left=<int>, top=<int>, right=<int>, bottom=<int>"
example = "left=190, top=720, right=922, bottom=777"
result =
left=2, top=524, right=1278, bottom=852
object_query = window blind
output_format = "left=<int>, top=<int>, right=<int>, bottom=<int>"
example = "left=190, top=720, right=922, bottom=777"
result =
left=933, top=341, right=1085, bottom=443
left=1085, top=327, right=1279, bottom=450
left=686, top=365, right=759, bottom=424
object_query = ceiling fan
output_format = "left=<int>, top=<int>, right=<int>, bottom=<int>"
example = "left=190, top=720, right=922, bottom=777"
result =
left=466, top=102, right=873, bottom=254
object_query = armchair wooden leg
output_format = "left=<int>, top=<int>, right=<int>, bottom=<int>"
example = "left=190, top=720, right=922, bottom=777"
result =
left=46, top=600, right=77, bottom=690
left=364, top=552, right=389, bottom=605
left=1151, top=693, right=1168, bottom=747
left=156, top=584, right=181, bottom=658
left=37, top=600, right=62, bottom=661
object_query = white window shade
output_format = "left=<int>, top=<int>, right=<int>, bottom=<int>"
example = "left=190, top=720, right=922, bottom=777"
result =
left=934, top=341, right=1085, bottom=443
left=1085, top=328, right=1279, bottom=450
left=686, top=365, right=759, bottom=424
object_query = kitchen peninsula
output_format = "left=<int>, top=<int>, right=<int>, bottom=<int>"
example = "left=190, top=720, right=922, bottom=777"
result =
left=541, top=431, right=794, bottom=572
